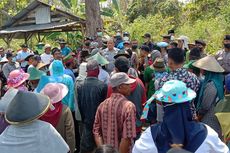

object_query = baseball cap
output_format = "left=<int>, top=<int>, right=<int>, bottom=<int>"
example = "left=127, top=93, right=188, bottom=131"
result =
left=110, top=72, right=136, bottom=88
left=224, top=34, right=230, bottom=40
left=143, top=33, right=151, bottom=38
left=86, top=59, right=99, bottom=71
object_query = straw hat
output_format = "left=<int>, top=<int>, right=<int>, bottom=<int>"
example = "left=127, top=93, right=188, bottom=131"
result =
left=36, top=62, right=49, bottom=70
left=5, top=90, right=50, bottom=125
left=192, top=55, right=224, bottom=73
left=40, top=83, right=68, bottom=104
left=7, top=69, right=30, bottom=88
left=155, top=80, right=196, bottom=103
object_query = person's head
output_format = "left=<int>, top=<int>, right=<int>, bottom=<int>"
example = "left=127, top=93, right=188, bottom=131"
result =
left=7, top=69, right=29, bottom=90
left=223, top=34, right=230, bottom=50
left=52, top=47, right=62, bottom=60
left=168, top=29, right=175, bottom=36
left=168, top=42, right=178, bottom=49
left=188, top=43, right=196, bottom=50
left=143, top=33, right=151, bottom=43
left=44, top=44, right=51, bottom=54
left=31, top=55, right=40, bottom=67
left=151, top=50, right=161, bottom=63
left=107, top=39, right=115, bottom=50
left=86, top=59, right=99, bottom=77
left=225, top=74, right=230, bottom=94
left=110, top=72, right=136, bottom=96
left=140, top=45, right=150, bottom=57
left=124, top=41, right=131, bottom=49
left=25, top=54, right=35, bottom=65
left=162, top=35, right=171, bottom=43
left=167, top=48, right=185, bottom=71
left=189, top=47, right=201, bottom=61
left=177, top=36, right=189, bottom=50
left=58, top=39, right=67, bottom=49
left=81, top=49, right=90, bottom=62
left=131, top=40, right=138, bottom=50
left=94, top=145, right=118, bottom=153
left=0, top=47, right=4, bottom=56
left=6, top=52, right=16, bottom=63
left=115, top=56, right=130, bottom=73
left=20, top=44, right=28, bottom=52
left=195, top=40, right=206, bottom=52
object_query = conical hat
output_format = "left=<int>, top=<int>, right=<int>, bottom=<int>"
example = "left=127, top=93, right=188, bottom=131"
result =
left=192, top=55, right=224, bottom=73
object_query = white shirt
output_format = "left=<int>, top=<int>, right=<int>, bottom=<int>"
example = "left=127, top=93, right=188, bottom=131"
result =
left=132, top=125, right=229, bottom=153
left=98, top=67, right=110, bottom=84
left=40, top=53, right=53, bottom=64
left=0, top=120, right=69, bottom=153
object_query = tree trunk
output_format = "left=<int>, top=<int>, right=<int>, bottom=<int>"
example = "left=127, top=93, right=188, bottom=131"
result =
left=85, top=0, right=102, bottom=37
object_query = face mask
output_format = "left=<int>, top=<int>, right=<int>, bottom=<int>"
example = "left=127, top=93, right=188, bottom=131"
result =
left=132, top=45, right=138, bottom=50
left=12, top=57, right=16, bottom=63
left=97, top=32, right=103, bottom=37
left=123, top=36, right=129, bottom=41
left=224, top=43, right=230, bottom=49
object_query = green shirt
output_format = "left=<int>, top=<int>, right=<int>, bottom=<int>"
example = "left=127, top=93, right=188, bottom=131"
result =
left=144, top=66, right=155, bottom=99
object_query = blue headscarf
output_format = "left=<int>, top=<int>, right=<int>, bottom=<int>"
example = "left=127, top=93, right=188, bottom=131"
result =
left=197, top=71, right=224, bottom=109
left=151, top=102, right=207, bottom=153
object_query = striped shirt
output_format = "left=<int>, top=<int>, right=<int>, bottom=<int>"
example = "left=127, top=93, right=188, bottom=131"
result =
left=93, top=93, right=136, bottom=150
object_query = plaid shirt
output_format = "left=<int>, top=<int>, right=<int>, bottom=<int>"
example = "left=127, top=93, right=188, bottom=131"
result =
left=93, top=93, right=136, bottom=150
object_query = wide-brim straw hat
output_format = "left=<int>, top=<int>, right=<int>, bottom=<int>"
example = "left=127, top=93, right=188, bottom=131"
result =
left=5, top=90, right=50, bottom=125
left=7, top=69, right=30, bottom=88
left=192, top=55, right=224, bottom=73
left=36, top=62, right=49, bottom=70
left=40, top=83, right=68, bottom=104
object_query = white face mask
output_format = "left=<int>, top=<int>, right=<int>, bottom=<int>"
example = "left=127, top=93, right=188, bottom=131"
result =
left=123, top=36, right=129, bottom=41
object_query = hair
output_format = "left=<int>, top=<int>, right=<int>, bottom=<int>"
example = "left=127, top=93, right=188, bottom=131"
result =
left=170, top=42, right=178, bottom=48
left=51, top=47, right=60, bottom=55
left=140, top=45, right=150, bottom=53
left=115, top=56, right=130, bottom=73
left=94, top=145, right=118, bottom=153
left=189, top=47, right=201, bottom=60
left=168, top=48, right=185, bottom=64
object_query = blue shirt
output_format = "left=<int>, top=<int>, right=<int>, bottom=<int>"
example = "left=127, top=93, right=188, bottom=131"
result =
left=61, top=47, right=72, bottom=56
left=64, top=68, right=75, bottom=82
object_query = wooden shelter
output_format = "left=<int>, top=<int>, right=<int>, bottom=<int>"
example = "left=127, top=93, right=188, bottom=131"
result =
left=0, top=0, right=85, bottom=46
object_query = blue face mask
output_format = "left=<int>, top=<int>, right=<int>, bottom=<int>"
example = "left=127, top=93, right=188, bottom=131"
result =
left=12, top=57, right=16, bottom=63
left=97, top=32, right=103, bottom=37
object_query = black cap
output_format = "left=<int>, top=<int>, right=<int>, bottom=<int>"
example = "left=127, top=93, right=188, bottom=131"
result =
left=140, top=45, right=150, bottom=52
left=143, top=33, right=151, bottom=38
left=123, top=32, right=130, bottom=37
left=224, top=34, right=230, bottom=40
left=24, top=54, right=34, bottom=61
left=195, top=39, right=206, bottom=46
left=168, top=29, right=175, bottom=34
left=20, top=44, right=28, bottom=48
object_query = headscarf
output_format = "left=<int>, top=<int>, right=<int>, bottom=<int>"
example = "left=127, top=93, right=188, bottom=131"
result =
left=40, top=102, right=63, bottom=127
left=151, top=102, right=207, bottom=153
left=197, top=71, right=224, bottom=109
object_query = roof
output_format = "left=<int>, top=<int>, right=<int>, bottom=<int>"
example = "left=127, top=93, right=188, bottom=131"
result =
left=0, top=21, right=79, bottom=34
left=1, top=0, right=85, bottom=29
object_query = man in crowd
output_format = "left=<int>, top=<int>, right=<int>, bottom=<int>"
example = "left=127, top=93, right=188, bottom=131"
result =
left=216, top=34, right=230, bottom=75
left=59, top=39, right=72, bottom=57
left=16, top=44, right=32, bottom=71
left=102, top=38, right=119, bottom=74
left=93, top=72, right=136, bottom=153
left=0, top=47, right=5, bottom=60
left=76, top=60, right=107, bottom=153
left=63, top=54, right=76, bottom=82
left=2, top=52, right=20, bottom=78
left=52, top=47, right=62, bottom=61
left=41, top=44, right=53, bottom=64
left=142, top=33, right=157, bottom=51
left=157, top=48, right=200, bottom=121
left=114, top=56, right=146, bottom=138
left=195, top=39, right=207, bottom=57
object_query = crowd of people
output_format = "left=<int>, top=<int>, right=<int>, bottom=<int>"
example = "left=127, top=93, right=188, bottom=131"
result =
left=0, top=30, right=229, bottom=153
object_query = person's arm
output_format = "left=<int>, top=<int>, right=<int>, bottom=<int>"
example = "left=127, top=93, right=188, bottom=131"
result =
left=2, top=64, right=9, bottom=78
left=64, top=107, right=76, bottom=153
left=119, top=138, right=131, bottom=153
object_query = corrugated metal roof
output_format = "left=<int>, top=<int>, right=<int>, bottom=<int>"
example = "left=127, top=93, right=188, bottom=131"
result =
left=0, top=21, right=78, bottom=34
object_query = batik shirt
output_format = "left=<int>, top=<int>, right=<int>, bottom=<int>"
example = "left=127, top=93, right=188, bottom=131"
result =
left=158, top=68, right=200, bottom=92
left=93, top=93, right=136, bottom=151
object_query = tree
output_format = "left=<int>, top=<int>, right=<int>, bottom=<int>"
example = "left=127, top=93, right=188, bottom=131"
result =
left=85, top=0, right=102, bottom=37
